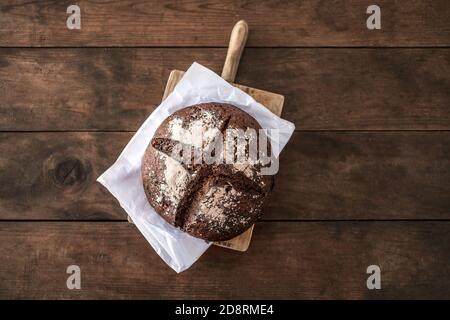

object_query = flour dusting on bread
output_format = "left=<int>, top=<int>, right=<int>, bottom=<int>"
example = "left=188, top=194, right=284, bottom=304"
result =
left=141, top=103, right=274, bottom=241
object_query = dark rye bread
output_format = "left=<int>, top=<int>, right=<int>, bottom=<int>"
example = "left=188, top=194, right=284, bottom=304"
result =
left=141, top=102, right=274, bottom=241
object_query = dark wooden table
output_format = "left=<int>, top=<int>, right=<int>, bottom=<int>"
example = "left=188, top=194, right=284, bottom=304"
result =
left=1, top=0, right=449, bottom=299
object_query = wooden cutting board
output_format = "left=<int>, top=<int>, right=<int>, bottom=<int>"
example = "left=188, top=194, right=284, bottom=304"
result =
left=129, top=20, right=284, bottom=252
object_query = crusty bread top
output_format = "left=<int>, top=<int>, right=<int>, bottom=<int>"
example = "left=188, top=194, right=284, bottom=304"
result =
left=141, top=103, right=273, bottom=241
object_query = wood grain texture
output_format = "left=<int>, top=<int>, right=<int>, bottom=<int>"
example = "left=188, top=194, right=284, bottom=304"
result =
left=1, top=132, right=449, bottom=221
left=221, top=20, right=248, bottom=82
left=0, top=132, right=128, bottom=220
left=272, top=131, right=450, bottom=220
left=1, top=0, right=449, bottom=47
left=1, top=0, right=449, bottom=301
left=0, top=221, right=449, bottom=299
left=1, top=48, right=449, bottom=131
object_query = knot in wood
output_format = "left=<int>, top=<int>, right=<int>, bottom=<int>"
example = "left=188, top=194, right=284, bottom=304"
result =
left=53, top=158, right=87, bottom=187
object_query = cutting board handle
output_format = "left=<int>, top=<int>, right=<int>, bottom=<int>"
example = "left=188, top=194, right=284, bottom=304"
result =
left=221, top=20, right=249, bottom=82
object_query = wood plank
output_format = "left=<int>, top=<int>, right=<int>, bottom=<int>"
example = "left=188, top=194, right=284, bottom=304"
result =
left=1, top=132, right=449, bottom=220
left=0, top=132, right=127, bottom=220
left=0, top=221, right=449, bottom=299
left=1, top=48, right=449, bottom=131
left=1, top=0, right=449, bottom=47
left=271, top=131, right=450, bottom=220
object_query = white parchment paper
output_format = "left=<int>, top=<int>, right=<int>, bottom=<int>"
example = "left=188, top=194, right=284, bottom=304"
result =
left=97, top=63, right=295, bottom=273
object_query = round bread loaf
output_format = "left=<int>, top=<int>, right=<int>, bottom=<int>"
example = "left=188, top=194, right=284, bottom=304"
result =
left=141, top=102, right=274, bottom=241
